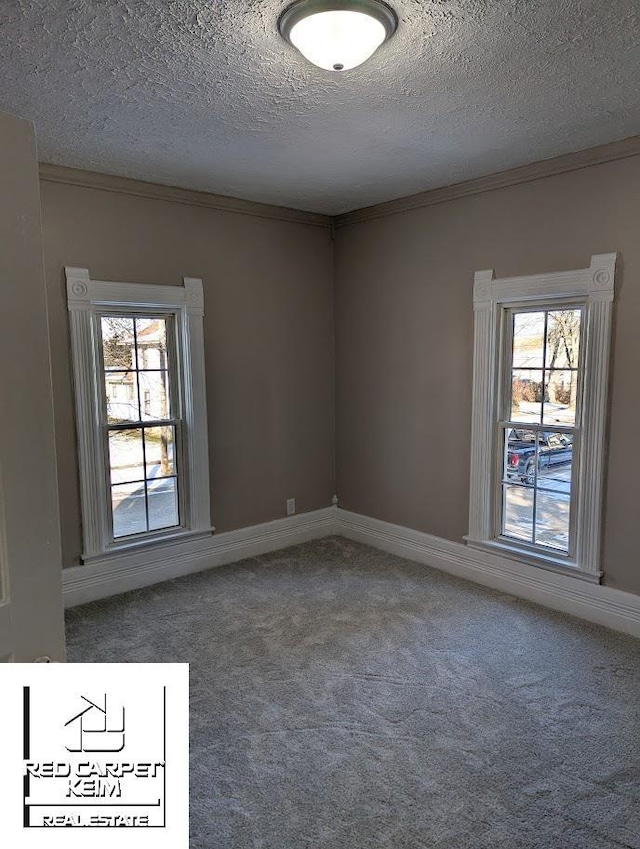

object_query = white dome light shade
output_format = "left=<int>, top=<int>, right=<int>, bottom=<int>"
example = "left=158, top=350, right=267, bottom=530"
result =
left=290, top=11, right=385, bottom=71
left=279, top=1, right=397, bottom=72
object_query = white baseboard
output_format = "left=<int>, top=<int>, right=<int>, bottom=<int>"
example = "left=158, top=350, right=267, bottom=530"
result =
left=63, top=503, right=640, bottom=639
left=336, top=509, right=640, bottom=638
left=62, top=507, right=336, bottom=607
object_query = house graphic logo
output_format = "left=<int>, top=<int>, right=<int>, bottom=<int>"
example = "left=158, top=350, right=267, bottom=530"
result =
left=64, top=693, right=126, bottom=753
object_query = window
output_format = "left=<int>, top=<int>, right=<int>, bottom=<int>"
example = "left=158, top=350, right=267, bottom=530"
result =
left=66, top=269, right=211, bottom=562
left=500, top=307, right=581, bottom=554
left=467, top=254, right=616, bottom=579
left=101, top=314, right=178, bottom=539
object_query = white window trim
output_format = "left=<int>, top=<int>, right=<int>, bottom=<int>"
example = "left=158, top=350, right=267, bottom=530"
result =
left=467, top=253, right=616, bottom=581
left=65, top=267, right=212, bottom=563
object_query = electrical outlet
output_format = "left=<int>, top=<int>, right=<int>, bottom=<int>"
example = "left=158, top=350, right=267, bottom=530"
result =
left=286, top=498, right=296, bottom=516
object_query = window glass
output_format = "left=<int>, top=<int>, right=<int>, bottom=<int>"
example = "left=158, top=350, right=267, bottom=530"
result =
left=100, top=314, right=180, bottom=540
left=510, top=370, right=543, bottom=423
left=512, top=311, right=545, bottom=368
left=500, top=307, right=581, bottom=555
left=102, top=317, right=134, bottom=371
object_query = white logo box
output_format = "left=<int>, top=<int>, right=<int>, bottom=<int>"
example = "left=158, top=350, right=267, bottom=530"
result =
left=0, top=663, right=189, bottom=848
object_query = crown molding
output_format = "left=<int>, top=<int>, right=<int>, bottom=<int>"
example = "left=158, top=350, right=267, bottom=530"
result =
left=38, top=163, right=332, bottom=229
left=40, top=134, right=640, bottom=230
left=335, top=134, right=640, bottom=229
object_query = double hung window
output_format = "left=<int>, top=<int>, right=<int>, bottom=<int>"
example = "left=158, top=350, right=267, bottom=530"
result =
left=101, top=313, right=179, bottom=539
left=499, top=306, right=581, bottom=555
left=468, top=254, right=616, bottom=578
left=66, top=269, right=211, bottom=562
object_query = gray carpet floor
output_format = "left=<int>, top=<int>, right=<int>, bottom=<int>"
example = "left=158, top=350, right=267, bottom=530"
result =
left=65, top=536, right=640, bottom=849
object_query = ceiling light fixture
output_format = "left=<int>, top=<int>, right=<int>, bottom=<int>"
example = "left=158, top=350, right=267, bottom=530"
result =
left=278, top=0, right=397, bottom=72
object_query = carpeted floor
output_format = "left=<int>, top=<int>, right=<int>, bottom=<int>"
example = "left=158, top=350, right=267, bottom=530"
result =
left=65, top=536, right=640, bottom=848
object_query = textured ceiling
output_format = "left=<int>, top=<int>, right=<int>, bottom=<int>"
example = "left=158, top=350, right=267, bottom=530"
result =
left=0, top=0, right=639, bottom=214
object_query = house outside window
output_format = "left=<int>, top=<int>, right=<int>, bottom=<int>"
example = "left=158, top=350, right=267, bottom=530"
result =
left=467, top=254, right=616, bottom=580
left=66, top=268, right=212, bottom=562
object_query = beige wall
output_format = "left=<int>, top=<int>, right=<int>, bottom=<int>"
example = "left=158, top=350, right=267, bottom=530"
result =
left=37, top=151, right=640, bottom=596
left=0, top=112, right=65, bottom=658
left=335, top=155, right=640, bottom=595
left=40, top=181, right=335, bottom=569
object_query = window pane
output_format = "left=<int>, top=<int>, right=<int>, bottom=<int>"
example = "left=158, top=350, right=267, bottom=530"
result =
left=144, top=426, right=176, bottom=478
left=148, top=478, right=179, bottom=531
left=102, top=317, right=134, bottom=370
left=112, top=482, right=147, bottom=538
left=504, top=430, right=520, bottom=483
left=535, top=491, right=571, bottom=552
left=510, top=370, right=543, bottom=423
left=135, top=317, right=168, bottom=371
left=546, top=309, right=581, bottom=370
left=543, top=371, right=578, bottom=426
left=504, top=427, right=540, bottom=484
left=108, top=429, right=144, bottom=483
left=512, top=311, right=545, bottom=368
left=502, top=484, right=534, bottom=542
left=537, top=433, right=573, bottom=496
left=138, top=370, right=171, bottom=420
left=105, top=371, right=139, bottom=424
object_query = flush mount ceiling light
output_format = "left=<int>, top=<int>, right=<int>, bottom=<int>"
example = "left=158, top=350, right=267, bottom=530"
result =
left=278, top=0, right=397, bottom=72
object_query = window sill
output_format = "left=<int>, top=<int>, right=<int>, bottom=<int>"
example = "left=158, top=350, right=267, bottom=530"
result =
left=464, top=537, right=602, bottom=584
left=81, top=527, right=215, bottom=566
